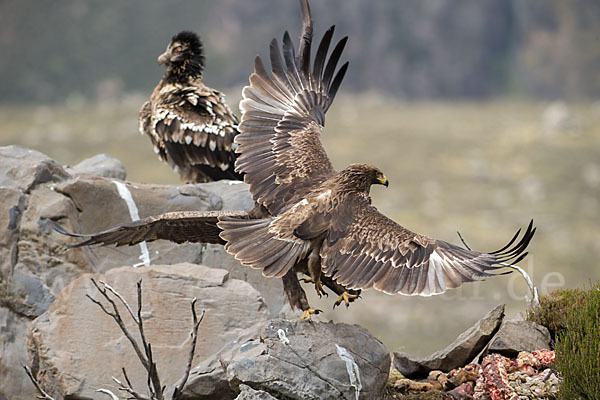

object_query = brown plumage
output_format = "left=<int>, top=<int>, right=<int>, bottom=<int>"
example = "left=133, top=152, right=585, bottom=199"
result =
left=140, top=31, right=242, bottom=183
left=52, top=0, right=534, bottom=318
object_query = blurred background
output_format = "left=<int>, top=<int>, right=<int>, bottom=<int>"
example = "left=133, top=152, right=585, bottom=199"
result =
left=1, top=0, right=599, bottom=354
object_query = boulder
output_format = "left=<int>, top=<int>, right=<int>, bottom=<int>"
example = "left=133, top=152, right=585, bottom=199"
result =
left=486, top=320, right=552, bottom=357
left=0, top=145, right=71, bottom=193
left=26, top=263, right=270, bottom=399
left=0, top=307, right=38, bottom=399
left=235, top=384, right=280, bottom=400
left=393, top=304, right=505, bottom=379
left=184, top=319, right=391, bottom=400
left=0, top=146, right=72, bottom=400
left=66, top=153, right=127, bottom=180
left=0, top=146, right=282, bottom=399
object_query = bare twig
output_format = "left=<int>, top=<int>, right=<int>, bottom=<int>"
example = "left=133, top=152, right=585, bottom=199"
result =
left=112, top=375, right=149, bottom=400
left=456, top=231, right=540, bottom=309
left=88, top=278, right=149, bottom=370
left=101, top=280, right=138, bottom=323
left=88, top=278, right=205, bottom=399
left=133, top=279, right=164, bottom=400
left=457, top=230, right=472, bottom=250
left=96, top=388, right=120, bottom=400
left=173, top=298, right=205, bottom=399
left=501, top=262, right=541, bottom=309
left=88, top=278, right=159, bottom=399
left=23, top=365, right=57, bottom=400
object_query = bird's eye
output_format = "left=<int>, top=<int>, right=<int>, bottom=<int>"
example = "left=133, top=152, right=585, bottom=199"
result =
left=173, top=46, right=182, bottom=52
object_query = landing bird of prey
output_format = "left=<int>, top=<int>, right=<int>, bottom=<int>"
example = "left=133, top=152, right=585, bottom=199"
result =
left=51, top=0, right=535, bottom=320
left=139, top=31, right=242, bottom=183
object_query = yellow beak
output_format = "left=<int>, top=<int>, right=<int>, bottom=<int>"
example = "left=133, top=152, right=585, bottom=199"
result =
left=377, top=176, right=389, bottom=187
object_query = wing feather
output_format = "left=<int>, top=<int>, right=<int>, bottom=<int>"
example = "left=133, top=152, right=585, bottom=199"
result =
left=320, top=197, right=535, bottom=296
left=49, top=210, right=250, bottom=247
left=237, top=8, right=349, bottom=216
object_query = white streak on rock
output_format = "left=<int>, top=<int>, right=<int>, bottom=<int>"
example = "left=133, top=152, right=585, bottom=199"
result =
left=335, top=344, right=361, bottom=400
left=112, top=181, right=150, bottom=267
left=277, top=329, right=290, bottom=345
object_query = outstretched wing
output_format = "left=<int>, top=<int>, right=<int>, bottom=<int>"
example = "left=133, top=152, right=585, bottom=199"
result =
left=320, top=197, right=535, bottom=296
left=144, top=85, right=241, bottom=182
left=237, top=0, right=349, bottom=215
left=49, top=210, right=249, bottom=248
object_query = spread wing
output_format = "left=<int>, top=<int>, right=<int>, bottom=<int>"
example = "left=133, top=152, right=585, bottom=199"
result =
left=142, top=84, right=241, bottom=182
left=237, top=1, right=348, bottom=215
left=320, top=197, right=535, bottom=296
left=49, top=210, right=249, bottom=248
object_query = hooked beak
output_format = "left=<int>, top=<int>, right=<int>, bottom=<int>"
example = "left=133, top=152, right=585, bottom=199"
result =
left=157, top=51, right=169, bottom=65
left=377, top=176, right=389, bottom=187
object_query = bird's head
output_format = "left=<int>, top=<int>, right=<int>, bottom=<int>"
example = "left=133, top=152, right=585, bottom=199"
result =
left=159, top=31, right=205, bottom=78
left=339, top=163, right=389, bottom=193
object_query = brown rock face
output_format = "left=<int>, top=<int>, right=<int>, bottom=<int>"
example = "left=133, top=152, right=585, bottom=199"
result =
left=27, top=264, right=270, bottom=399
left=486, top=320, right=552, bottom=357
left=393, top=304, right=505, bottom=379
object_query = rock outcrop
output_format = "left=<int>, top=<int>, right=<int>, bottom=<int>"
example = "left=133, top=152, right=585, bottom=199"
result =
left=27, top=264, right=271, bottom=399
left=184, top=319, right=391, bottom=400
left=65, top=153, right=127, bottom=180
left=486, top=320, right=552, bottom=357
left=0, top=146, right=285, bottom=400
left=393, top=304, right=505, bottom=379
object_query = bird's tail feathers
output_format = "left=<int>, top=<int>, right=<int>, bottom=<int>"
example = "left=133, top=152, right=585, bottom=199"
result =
left=218, top=217, right=307, bottom=278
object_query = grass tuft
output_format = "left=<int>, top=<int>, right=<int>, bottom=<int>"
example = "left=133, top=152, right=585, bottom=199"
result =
left=552, top=282, right=600, bottom=399
left=528, top=287, right=588, bottom=340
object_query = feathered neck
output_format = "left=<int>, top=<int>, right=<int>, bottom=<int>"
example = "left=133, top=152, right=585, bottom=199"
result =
left=335, top=166, right=375, bottom=195
left=164, top=60, right=203, bottom=85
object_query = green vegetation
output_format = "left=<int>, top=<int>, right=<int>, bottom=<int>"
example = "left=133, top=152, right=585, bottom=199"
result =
left=553, top=282, right=600, bottom=400
left=528, top=288, right=589, bottom=339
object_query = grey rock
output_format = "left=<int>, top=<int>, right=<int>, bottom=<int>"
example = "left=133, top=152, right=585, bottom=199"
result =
left=0, top=307, right=39, bottom=400
left=486, top=320, right=552, bottom=357
left=185, top=319, right=391, bottom=400
left=27, top=264, right=270, bottom=399
left=393, top=304, right=505, bottom=379
left=0, top=147, right=282, bottom=400
left=67, top=153, right=127, bottom=180
left=195, top=180, right=255, bottom=211
left=0, top=145, right=71, bottom=192
left=11, top=270, right=55, bottom=316
left=235, top=384, right=280, bottom=400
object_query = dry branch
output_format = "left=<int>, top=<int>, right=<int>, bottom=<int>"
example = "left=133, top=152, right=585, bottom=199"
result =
left=88, top=278, right=205, bottom=400
left=23, top=365, right=57, bottom=400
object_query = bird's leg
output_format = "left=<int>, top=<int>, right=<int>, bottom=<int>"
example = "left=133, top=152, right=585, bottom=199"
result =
left=305, top=250, right=327, bottom=298
left=282, top=268, right=321, bottom=320
left=319, top=275, right=362, bottom=309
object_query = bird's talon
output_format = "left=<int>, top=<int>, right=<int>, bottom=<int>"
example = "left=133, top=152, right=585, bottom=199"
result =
left=314, top=280, right=328, bottom=298
left=300, top=308, right=320, bottom=320
left=334, top=291, right=359, bottom=309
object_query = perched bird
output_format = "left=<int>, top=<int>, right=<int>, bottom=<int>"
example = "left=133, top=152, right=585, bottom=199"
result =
left=52, top=0, right=534, bottom=320
left=139, top=31, right=242, bottom=183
